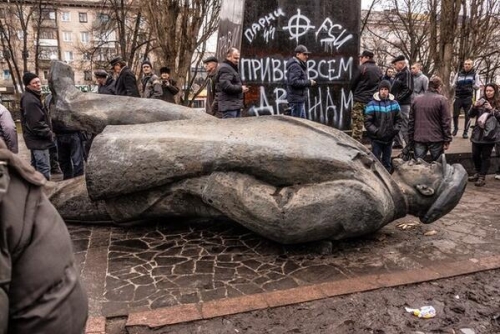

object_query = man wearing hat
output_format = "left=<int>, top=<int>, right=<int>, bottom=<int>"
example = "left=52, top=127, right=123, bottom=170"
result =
left=364, top=80, right=402, bottom=171
left=203, top=56, right=219, bottom=117
left=349, top=50, right=382, bottom=142
left=158, top=66, right=180, bottom=103
left=109, top=56, right=140, bottom=97
left=391, top=55, right=413, bottom=148
left=94, top=69, right=115, bottom=95
left=140, top=60, right=162, bottom=99
left=19, top=72, right=55, bottom=180
left=285, top=44, right=316, bottom=118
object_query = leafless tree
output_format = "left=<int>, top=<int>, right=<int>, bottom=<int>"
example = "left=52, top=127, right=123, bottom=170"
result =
left=142, top=0, right=221, bottom=105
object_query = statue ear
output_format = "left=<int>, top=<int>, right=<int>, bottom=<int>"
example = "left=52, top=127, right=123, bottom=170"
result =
left=416, top=184, right=435, bottom=196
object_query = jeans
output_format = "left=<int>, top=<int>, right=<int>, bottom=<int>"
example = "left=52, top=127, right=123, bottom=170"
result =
left=414, top=142, right=444, bottom=161
left=371, top=140, right=393, bottom=171
left=394, top=104, right=410, bottom=146
left=57, top=132, right=85, bottom=180
left=31, top=149, right=50, bottom=180
left=453, top=96, right=472, bottom=133
left=472, top=142, right=495, bottom=176
left=222, top=109, right=240, bottom=118
left=289, top=102, right=306, bottom=118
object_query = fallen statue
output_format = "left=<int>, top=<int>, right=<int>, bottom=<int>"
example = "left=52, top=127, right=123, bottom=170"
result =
left=45, top=61, right=468, bottom=244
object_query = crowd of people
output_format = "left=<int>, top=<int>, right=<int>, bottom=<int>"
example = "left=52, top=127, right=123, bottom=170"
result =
left=349, top=51, right=500, bottom=186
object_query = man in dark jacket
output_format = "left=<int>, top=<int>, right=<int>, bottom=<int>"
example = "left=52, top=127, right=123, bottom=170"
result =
left=0, top=139, right=88, bottom=334
left=350, top=50, right=382, bottom=142
left=110, top=57, right=140, bottom=97
left=286, top=45, right=316, bottom=119
left=20, top=72, right=55, bottom=180
left=391, top=55, right=414, bottom=148
left=159, top=67, right=180, bottom=103
left=95, top=69, right=116, bottom=95
left=214, top=47, right=249, bottom=118
left=203, top=56, right=219, bottom=117
left=408, top=76, right=452, bottom=161
left=364, top=80, right=402, bottom=171
left=451, top=59, right=481, bottom=138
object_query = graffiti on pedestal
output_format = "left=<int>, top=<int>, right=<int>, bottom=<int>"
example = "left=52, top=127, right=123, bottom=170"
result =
left=218, top=0, right=360, bottom=130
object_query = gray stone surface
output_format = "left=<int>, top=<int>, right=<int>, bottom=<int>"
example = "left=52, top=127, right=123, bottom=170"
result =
left=48, top=60, right=468, bottom=244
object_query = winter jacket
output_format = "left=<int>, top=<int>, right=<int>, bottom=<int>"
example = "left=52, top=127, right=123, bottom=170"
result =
left=205, top=72, right=217, bottom=116
left=160, top=78, right=180, bottom=103
left=350, top=60, right=382, bottom=104
left=468, top=101, right=500, bottom=144
left=452, top=69, right=480, bottom=99
left=409, top=90, right=452, bottom=144
left=114, top=66, right=140, bottom=97
left=98, top=76, right=116, bottom=95
left=141, top=74, right=163, bottom=99
left=286, top=57, right=311, bottom=104
left=20, top=88, right=54, bottom=150
left=412, top=72, right=429, bottom=98
left=364, top=92, right=402, bottom=143
left=0, top=140, right=88, bottom=334
left=0, top=104, right=18, bottom=153
left=391, top=66, right=413, bottom=106
left=215, top=61, right=244, bottom=112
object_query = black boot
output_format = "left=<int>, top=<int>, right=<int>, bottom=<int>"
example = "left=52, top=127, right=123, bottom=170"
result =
left=475, top=175, right=486, bottom=187
left=468, top=173, right=479, bottom=182
left=452, top=116, right=459, bottom=136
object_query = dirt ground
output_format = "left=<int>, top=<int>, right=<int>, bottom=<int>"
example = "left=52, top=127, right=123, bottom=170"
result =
left=110, top=268, right=500, bottom=334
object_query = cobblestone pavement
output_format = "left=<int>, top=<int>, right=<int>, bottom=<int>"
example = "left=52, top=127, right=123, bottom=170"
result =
left=70, top=177, right=500, bottom=320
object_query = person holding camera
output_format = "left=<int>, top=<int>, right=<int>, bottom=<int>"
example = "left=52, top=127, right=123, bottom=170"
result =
left=467, top=83, right=500, bottom=186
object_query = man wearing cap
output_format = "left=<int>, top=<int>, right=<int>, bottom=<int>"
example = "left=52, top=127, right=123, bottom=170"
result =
left=364, top=80, right=402, bottom=171
left=159, top=67, right=180, bottom=103
left=203, top=56, right=219, bottom=117
left=140, top=60, right=162, bottom=99
left=451, top=58, right=481, bottom=139
left=109, top=56, right=140, bottom=97
left=350, top=50, right=382, bottom=142
left=20, top=72, right=55, bottom=180
left=285, top=44, right=316, bottom=118
left=214, top=47, right=249, bottom=118
left=390, top=55, right=413, bottom=148
left=408, top=76, right=452, bottom=161
left=94, top=69, right=116, bottom=95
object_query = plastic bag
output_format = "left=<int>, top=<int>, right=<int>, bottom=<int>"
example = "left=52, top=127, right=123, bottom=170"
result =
left=405, top=306, right=436, bottom=319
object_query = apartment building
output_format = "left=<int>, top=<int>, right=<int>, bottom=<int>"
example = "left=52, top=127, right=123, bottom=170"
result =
left=0, top=0, right=117, bottom=111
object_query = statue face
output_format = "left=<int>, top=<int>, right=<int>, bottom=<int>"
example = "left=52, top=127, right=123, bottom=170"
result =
left=392, top=157, right=467, bottom=223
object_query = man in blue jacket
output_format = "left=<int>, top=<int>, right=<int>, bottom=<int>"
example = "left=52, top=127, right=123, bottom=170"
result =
left=365, top=80, right=402, bottom=171
left=286, top=45, right=316, bottom=118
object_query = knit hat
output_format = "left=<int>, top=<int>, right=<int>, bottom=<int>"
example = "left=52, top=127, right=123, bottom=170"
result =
left=379, top=80, right=392, bottom=91
left=23, top=72, right=39, bottom=86
left=142, top=60, right=152, bottom=68
left=160, top=67, right=170, bottom=74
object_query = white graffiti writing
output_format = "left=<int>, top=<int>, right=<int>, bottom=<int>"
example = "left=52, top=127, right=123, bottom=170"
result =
left=283, top=9, right=316, bottom=42
left=244, top=8, right=286, bottom=43
left=248, top=86, right=352, bottom=128
left=315, top=18, right=354, bottom=52
left=240, top=57, right=353, bottom=83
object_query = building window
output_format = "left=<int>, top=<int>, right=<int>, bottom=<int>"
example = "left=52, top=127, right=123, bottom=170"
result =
left=39, top=29, right=56, bottom=39
left=64, top=51, right=74, bottom=62
left=3, top=69, right=11, bottom=80
left=80, top=32, right=90, bottom=43
left=61, top=12, right=70, bottom=22
left=82, top=52, right=91, bottom=61
left=43, top=70, right=49, bottom=80
left=97, top=13, right=110, bottom=23
left=41, top=9, right=56, bottom=20
left=84, top=70, right=92, bottom=81
left=17, top=30, right=25, bottom=40
left=63, top=32, right=72, bottom=42
left=79, top=12, right=88, bottom=23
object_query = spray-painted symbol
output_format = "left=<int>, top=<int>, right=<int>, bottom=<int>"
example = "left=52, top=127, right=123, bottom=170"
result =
left=283, top=9, right=315, bottom=42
